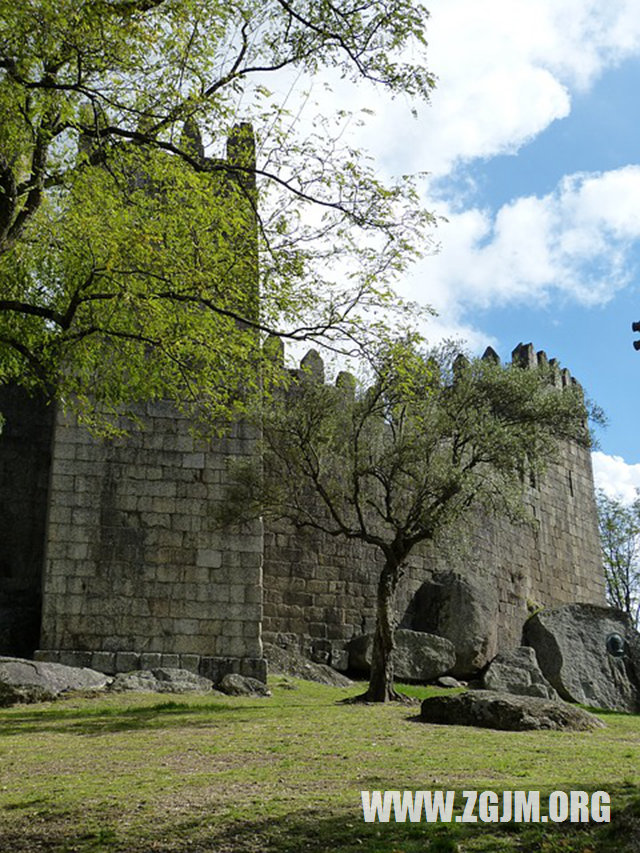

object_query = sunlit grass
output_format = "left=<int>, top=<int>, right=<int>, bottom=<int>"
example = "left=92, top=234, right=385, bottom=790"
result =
left=0, top=677, right=638, bottom=851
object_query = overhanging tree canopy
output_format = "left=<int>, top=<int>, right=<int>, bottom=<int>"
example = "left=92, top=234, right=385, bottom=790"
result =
left=0, top=0, right=436, bottom=429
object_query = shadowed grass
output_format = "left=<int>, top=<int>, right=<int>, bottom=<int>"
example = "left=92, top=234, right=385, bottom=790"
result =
left=0, top=678, right=638, bottom=851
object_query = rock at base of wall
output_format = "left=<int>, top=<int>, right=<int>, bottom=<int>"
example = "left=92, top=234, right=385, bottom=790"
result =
left=481, top=647, right=559, bottom=700
left=419, top=690, right=604, bottom=731
left=0, top=655, right=110, bottom=705
left=0, top=681, right=55, bottom=707
left=109, top=668, right=217, bottom=694
left=218, top=673, right=272, bottom=697
left=410, top=571, right=499, bottom=677
left=348, top=629, right=455, bottom=682
left=523, top=604, right=640, bottom=713
left=264, top=643, right=353, bottom=687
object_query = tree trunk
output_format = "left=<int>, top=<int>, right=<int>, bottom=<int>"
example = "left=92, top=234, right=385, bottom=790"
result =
left=365, top=558, right=402, bottom=702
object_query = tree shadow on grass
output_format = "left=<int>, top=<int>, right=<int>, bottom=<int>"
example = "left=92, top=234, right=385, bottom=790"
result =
left=204, top=798, right=640, bottom=853
left=0, top=812, right=467, bottom=853
left=0, top=691, right=356, bottom=736
left=0, top=698, right=272, bottom=736
left=1, top=796, right=638, bottom=853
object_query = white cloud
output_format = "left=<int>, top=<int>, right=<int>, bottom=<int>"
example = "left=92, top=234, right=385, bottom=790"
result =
left=266, top=0, right=640, bottom=186
left=413, top=312, right=498, bottom=354
left=309, top=1, right=640, bottom=180
left=293, top=0, right=640, bottom=354
left=259, top=0, right=640, bottom=205
left=252, top=2, right=640, bottom=353
left=400, top=165, right=640, bottom=335
left=416, top=0, right=640, bottom=175
left=592, top=451, right=640, bottom=502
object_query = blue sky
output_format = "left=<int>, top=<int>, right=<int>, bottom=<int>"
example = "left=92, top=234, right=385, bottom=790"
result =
left=329, top=0, right=640, bottom=500
left=432, top=56, right=640, bottom=465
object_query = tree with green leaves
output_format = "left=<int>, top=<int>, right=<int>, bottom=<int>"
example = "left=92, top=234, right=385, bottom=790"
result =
left=0, top=0, right=435, bottom=430
left=596, top=490, right=640, bottom=627
left=225, top=338, right=595, bottom=701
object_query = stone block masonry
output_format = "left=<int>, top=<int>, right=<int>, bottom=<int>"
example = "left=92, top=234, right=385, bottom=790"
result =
left=262, top=343, right=606, bottom=669
left=36, top=402, right=265, bottom=683
left=0, top=341, right=607, bottom=682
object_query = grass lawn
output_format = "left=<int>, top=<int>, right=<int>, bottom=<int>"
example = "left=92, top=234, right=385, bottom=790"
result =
left=0, top=677, right=638, bottom=852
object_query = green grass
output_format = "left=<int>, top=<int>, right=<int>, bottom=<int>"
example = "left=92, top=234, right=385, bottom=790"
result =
left=0, top=677, right=638, bottom=852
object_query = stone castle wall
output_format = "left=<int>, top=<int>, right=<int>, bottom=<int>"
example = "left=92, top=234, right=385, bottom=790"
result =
left=0, top=341, right=606, bottom=681
left=5, top=122, right=266, bottom=682
left=261, top=344, right=606, bottom=674
left=36, top=404, right=265, bottom=682
left=0, top=117, right=607, bottom=680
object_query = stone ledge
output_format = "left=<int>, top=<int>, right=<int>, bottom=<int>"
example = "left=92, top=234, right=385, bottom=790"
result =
left=34, top=649, right=268, bottom=684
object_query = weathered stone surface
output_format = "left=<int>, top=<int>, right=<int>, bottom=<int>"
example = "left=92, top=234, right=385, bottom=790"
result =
left=109, top=671, right=159, bottom=693
left=0, top=656, right=110, bottom=702
left=264, top=643, right=353, bottom=687
left=523, top=604, right=640, bottom=712
left=419, top=690, right=604, bottom=731
left=0, top=681, right=55, bottom=707
left=348, top=629, right=455, bottom=682
left=481, top=647, right=559, bottom=700
left=437, top=676, right=465, bottom=689
left=299, top=349, right=325, bottom=383
left=37, top=405, right=264, bottom=672
left=411, top=571, right=499, bottom=677
left=153, top=667, right=212, bottom=687
left=392, top=630, right=456, bottom=681
left=218, top=673, right=271, bottom=697
left=328, top=646, right=350, bottom=672
left=346, top=635, right=374, bottom=672
left=263, top=348, right=605, bottom=665
left=109, top=668, right=216, bottom=693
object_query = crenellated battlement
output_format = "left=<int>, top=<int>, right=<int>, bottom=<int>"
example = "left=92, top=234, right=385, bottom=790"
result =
left=281, top=340, right=584, bottom=399
left=510, top=342, right=581, bottom=391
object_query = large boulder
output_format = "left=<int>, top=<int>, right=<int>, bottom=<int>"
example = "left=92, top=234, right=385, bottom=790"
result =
left=523, top=604, right=640, bottom=713
left=419, top=690, right=604, bottom=732
left=410, top=571, right=499, bottom=677
left=109, top=668, right=216, bottom=693
left=264, top=643, right=353, bottom=687
left=348, top=629, right=455, bottom=682
left=481, top=647, right=559, bottom=700
left=0, top=681, right=55, bottom=707
left=0, top=656, right=110, bottom=706
left=218, top=673, right=271, bottom=697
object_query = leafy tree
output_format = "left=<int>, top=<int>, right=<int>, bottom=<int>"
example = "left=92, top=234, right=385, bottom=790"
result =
left=226, top=338, right=594, bottom=701
left=0, top=0, right=435, bottom=429
left=596, top=490, right=640, bottom=627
